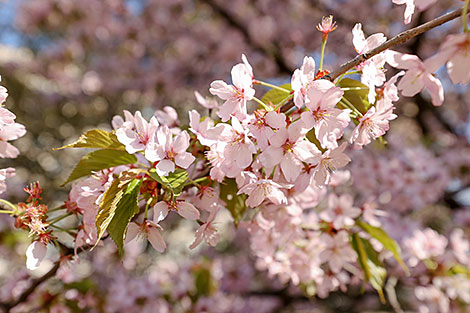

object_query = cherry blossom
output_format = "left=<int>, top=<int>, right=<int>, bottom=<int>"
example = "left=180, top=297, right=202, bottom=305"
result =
left=300, top=82, right=350, bottom=149
left=209, top=61, right=255, bottom=122
left=115, top=110, right=159, bottom=154
left=403, top=228, right=448, bottom=267
left=319, top=231, right=357, bottom=273
left=237, top=173, right=289, bottom=207
left=312, top=143, right=351, bottom=185
left=386, top=50, right=444, bottom=106
left=258, top=120, right=321, bottom=182
left=426, top=33, right=470, bottom=84
left=352, top=23, right=387, bottom=103
left=189, top=207, right=219, bottom=249
left=0, top=167, right=15, bottom=194
left=126, top=221, right=166, bottom=253
left=26, top=241, right=48, bottom=270
left=153, top=200, right=200, bottom=222
left=145, top=126, right=195, bottom=176
left=319, top=194, right=361, bottom=229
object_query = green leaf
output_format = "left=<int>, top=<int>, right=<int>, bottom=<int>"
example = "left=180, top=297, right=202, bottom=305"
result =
left=62, top=149, right=137, bottom=186
left=306, top=129, right=326, bottom=152
left=54, top=129, right=125, bottom=151
left=338, top=78, right=371, bottom=114
left=107, top=178, right=142, bottom=256
left=219, top=178, right=247, bottom=226
left=148, top=168, right=188, bottom=196
left=95, top=179, right=124, bottom=245
left=260, top=83, right=292, bottom=107
left=448, top=264, right=470, bottom=276
left=350, top=233, right=386, bottom=303
left=357, top=220, right=409, bottom=275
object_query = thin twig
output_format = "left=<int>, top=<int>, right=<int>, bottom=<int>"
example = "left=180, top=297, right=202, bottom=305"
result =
left=0, top=262, right=60, bottom=313
left=280, top=7, right=467, bottom=112
left=327, top=7, right=466, bottom=81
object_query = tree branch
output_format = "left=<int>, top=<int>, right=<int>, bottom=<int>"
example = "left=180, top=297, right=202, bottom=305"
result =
left=326, top=7, right=466, bottom=81
left=0, top=262, right=60, bottom=313
left=279, top=6, right=467, bottom=113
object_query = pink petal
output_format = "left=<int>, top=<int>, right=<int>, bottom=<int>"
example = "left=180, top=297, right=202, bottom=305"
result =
left=175, top=152, right=196, bottom=169
left=156, top=159, right=175, bottom=176
left=153, top=202, right=169, bottom=223
left=177, top=202, right=200, bottom=220
left=26, top=242, right=47, bottom=270
left=148, top=226, right=166, bottom=252
left=125, top=222, right=140, bottom=243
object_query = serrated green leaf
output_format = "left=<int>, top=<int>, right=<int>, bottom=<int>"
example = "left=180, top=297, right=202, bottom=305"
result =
left=219, top=178, right=247, bottom=226
left=357, top=220, right=409, bottom=275
left=54, top=129, right=125, bottom=151
left=95, top=179, right=124, bottom=245
left=107, top=178, right=142, bottom=257
left=148, top=168, right=188, bottom=196
left=338, top=78, right=371, bottom=114
left=260, top=83, right=292, bottom=107
left=351, top=233, right=386, bottom=303
left=62, top=149, right=137, bottom=186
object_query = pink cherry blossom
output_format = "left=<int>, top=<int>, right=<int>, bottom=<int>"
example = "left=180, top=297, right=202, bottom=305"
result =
left=319, top=231, right=357, bottom=273
left=0, top=111, right=26, bottom=158
left=0, top=86, right=7, bottom=105
left=126, top=221, right=166, bottom=253
left=188, top=110, right=218, bottom=147
left=300, top=82, right=350, bottom=149
left=155, top=106, right=179, bottom=128
left=209, top=61, right=255, bottom=122
left=237, top=173, right=289, bottom=207
left=258, top=120, right=321, bottom=182
left=194, top=91, right=218, bottom=109
left=403, top=228, right=448, bottom=267
left=352, top=23, right=387, bottom=103
left=115, top=110, right=159, bottom=154
left=385, top=50, right=444, bottom=106
left=0, top=167, right=15, bottom=194
left=319, top=194, right=361, bottom=229
left=217, top=117, right=256, bottom=171
left=145, top=126, right=195, bottom=176
left=312, top=143, right=351, bottom=186
left=426, top=33, right=470, bottom=84
left=247, top=110, right=286, bottom=150
left=291, top=56, right=317, bottom=108
left=153, top=200, right=200, bottom=222
left=392, top=0, right=438, bottom=24
left=189, top=207, right=219, bottom=249
left=26, top=241, right=48, bottom=270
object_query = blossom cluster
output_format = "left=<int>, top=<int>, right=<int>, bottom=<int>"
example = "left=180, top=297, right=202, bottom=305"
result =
left=0, top=4, right=469, bottom=312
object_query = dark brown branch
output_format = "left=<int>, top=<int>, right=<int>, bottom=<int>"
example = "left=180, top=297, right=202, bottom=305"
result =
left=198, top=0, right=294, bottom=74
left=280, top=6, right=467, bottom=113
left=327, top=7, right=466, bottom=81
left=0, top=262, right=60, bottom=313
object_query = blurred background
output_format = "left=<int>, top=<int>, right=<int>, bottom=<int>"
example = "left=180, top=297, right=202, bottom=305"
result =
left=0, top=0, right=469, bottom=312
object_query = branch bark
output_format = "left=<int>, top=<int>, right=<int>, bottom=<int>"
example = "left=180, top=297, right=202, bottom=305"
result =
left=0, top=262, right=60, bottom=313
left=279, top=6, right=467, bottom=113
left=326, top=7, right=466, bottom=81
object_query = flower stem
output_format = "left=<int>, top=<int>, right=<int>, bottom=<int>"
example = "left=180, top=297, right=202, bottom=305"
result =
left=319, top=37, right=328, bottom=71
left=253, top=80, right=291, bottom=93
left=274, top=94, right=294, bottom=111
left=252, top=97, right=271, bottom=111
left=463, top=0, right=469, bottom=32
left=0, top=209, right=13, bottom=214
left=0, top=199, right=16, bottom=211
left=144, top=198, right=152, bottom=219
left=48, top=213, right=72, bottom=225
